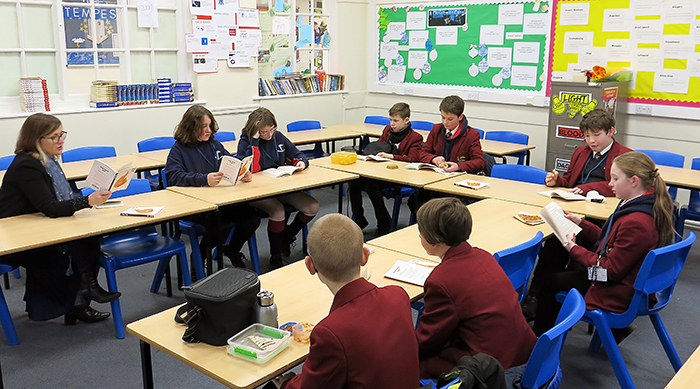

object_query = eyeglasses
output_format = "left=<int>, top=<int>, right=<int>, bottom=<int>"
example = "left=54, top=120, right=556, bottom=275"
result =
left=42, top=131, right=67, bottom=143
left=259, top=127, right=277, bottom=136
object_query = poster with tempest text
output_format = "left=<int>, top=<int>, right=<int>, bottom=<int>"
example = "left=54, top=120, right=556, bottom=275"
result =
left=376, top=0, right=552, bottom=95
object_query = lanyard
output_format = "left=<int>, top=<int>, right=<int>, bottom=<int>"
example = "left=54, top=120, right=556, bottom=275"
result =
left=595, top=209, right=617, bottom=267
left=196, top=142, right=219, bottom=170
left=581, top=152, right=607, bottom=184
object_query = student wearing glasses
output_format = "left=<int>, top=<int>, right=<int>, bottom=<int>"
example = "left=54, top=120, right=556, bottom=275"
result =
left=237, top=108, right=319, bottom=270
left=0, top=113, right=120, bottom=325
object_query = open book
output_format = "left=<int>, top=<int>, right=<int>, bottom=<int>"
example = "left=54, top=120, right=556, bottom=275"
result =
left=538, top=189, right=586, bottom=201
left=403, top=162, right=460, bottom=176
left=261, top=165, right=303, bottom=178
left=120, top=206, right=164, bottom=218
left=383, top=259, right=438, bottom=286
left=357, top=154, right=393, bottom=162
left=538, top=202, right=582, bottom=245
left=85, top=160, right=137, bottom=192
left=219, top=155, right=253, bottom=185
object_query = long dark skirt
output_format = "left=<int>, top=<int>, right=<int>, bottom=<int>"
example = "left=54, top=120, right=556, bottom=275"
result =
left=1, top=237, right=100, bottom=321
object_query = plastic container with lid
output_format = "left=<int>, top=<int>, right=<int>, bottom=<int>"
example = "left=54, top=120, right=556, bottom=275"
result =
left=227, top=323, right=291, bottom=364
left=330, top=151, right=357, bottom=165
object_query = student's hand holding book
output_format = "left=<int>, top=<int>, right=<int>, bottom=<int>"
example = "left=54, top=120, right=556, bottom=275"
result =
left=562, top=209, right=581, bottom=251
left=376, top=151, right=393, bottom=159
left=240, top=170, right=253, bottom=182
left=207, top=172, right=224, bottom=186
left=88, top=190, right=112, bottom=206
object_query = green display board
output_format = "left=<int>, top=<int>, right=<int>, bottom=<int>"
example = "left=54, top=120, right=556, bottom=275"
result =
left=375, top=1, right=551, bottom=95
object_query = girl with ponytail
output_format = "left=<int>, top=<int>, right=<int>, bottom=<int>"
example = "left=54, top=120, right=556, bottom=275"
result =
left=533, top=151, right=676, bottom=338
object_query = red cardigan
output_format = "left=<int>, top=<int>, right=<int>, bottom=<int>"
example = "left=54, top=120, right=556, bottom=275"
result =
left=416, top=242, right=537, bottom=378
left=377, top=124, right=423, bottom=162
left=419, top=119, right=485, bottom=173
left=282, top=278, right=420, bottom=389
left=555, top=139, right=632, bottom=196
left=570, top=209, right=657, bottom=313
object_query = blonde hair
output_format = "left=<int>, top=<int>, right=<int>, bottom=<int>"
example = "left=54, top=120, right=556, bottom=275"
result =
left=307, top=213, right=364, bottom=283
left=613, top=152, right=675, bottom=246
left=416, top=197, right=472, bottom=246
left=15, top=113, right=62, bottom=165
left=242, top=107, right=277, bottom=139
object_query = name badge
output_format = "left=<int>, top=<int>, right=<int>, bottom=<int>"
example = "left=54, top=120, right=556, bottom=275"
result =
left=587, top=266, right=608, bottom=282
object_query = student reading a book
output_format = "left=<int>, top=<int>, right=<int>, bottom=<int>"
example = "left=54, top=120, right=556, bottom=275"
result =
left=532, top=152, right=675, bottom=340
left=271, top=213, right=420, bottom=389
left=415, top=197, right=536, bottom=378
left=523, top=109, right=633, bottom=318
left=0, top=113, right=120, bottom=324
left=164, top=105, right=261, bottom=268
left=348, top=102, right=423, bottom=237
left=544, top=109, right=632, bottom=196
left=237, top=108, right=319, bottom=269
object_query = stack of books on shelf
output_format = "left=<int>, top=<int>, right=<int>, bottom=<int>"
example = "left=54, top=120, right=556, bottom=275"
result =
left=172, top=83, right=194, bottom=103
left=90, top=80, right=118, bottom=108
left=258, top=73, right=344, bottom=96
left=157, top=78, right=173, bottom=103
left=116, top=83, right=159, bottom=106
left=19, top=77, right=50, bottom=112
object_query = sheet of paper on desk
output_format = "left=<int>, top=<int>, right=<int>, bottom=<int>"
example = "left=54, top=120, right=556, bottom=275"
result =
left=384, top=259, right=437, bottom=286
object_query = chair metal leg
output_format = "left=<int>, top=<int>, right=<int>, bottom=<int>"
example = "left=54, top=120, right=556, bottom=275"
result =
left=391, top=195, right=402, bottom=232
left=650, top=313, right=683, bottom=371
left=139, top=340, right=155, bottom=389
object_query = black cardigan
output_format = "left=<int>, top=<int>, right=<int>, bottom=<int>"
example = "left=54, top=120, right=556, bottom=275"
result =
left=0, top=153, right=89, bottom=219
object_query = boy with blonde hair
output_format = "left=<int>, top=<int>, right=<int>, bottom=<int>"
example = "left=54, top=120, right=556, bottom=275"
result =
left=274, top=214, right=419, bottom=389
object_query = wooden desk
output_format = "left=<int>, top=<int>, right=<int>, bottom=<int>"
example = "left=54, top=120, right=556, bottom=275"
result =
left=368, top=198, right=555, bottom=261
left=326, top=122, right=386, bottom=137
left=658, top=165, right=700, bottom=191
left=310, top=156, right=456, bottom=188
left=135, top=149, right=171, bottom=164
left=665, top=344, right=700, bottom=388
left=424, top=173, right=617, bottom=220
left=166, top=166, right=357, bottom=208
left=0, top=190, right=216, bottom=256
left=60, top=155, right=165, bottom=181
left=126, top=246, right=425, bottom=389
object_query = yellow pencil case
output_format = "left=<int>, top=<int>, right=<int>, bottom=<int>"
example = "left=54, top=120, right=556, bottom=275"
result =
left=330, top=151, right=357, bottom=165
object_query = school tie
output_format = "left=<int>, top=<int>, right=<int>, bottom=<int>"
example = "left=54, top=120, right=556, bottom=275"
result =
left=446, top=130, right=453, bottom=139
left=593, top=152, right=600, bottom=160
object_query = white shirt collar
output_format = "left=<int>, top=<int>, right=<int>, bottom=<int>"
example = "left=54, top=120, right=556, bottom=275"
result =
left=598, top=141, right=613, bottom=157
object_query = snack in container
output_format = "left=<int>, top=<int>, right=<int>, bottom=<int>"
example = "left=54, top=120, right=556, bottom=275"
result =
left=514, top=212, right=544, bottom=225
left=292, top=322, right=314, bottom=343
left=227, top=323, right=291, bottom=364
left=454, top=178, right=489, bottom=190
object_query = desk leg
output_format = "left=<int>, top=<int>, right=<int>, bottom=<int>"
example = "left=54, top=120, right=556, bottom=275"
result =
left=139, top=340, right=154, bottom=389
left=338, top=183, right=343, bottom=213
left=526, top=150, right=531, bottom=166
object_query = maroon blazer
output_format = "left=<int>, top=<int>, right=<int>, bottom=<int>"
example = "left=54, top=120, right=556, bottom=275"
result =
left=416, top=242, right=537, bottom=378
left=378, top=124, right=423, bottom=162
left=555, top=139, right=632, bottom=196
left=570, top=208, right=657, bottom=313
left=419, top=119, right=485, bottom=173
left=282, top=278, right=420, bottom=389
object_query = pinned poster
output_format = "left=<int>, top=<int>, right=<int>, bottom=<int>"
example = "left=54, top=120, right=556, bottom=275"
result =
left=192, top=19, right=216, bottom=35
left=193, top=54, right=218, bottom=73
left=186, top=34, right=210, bottom=53
left=296, top=25, right=313, bottom=47
left=238, top=28, right=262, bottom=56
left=137, top=0, right=158, bottom=28
left=387, top=65, right=407, bottom=83
left=237, top=8, right=260, bottom=28
left=272, top=16, right=290, bottom=34
left=189, top=0, right=214, bottom=16
left=228, top=50, right=252, bottom=68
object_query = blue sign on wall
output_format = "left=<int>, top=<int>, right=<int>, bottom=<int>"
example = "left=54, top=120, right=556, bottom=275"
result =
left=63, top=6, right=120, bottom=65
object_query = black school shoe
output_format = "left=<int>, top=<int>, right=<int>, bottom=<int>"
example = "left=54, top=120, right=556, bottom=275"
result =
left=520, top=295, right=538, bottom=322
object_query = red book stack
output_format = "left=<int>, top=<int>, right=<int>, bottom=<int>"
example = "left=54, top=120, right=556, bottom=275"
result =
left=19, top=77, right=50, bottom=112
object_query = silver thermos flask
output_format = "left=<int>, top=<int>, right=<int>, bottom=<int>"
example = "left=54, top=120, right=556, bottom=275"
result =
left=255, top=290, right=278, bottom=327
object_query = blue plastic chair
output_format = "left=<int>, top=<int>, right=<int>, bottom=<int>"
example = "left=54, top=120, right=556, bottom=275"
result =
left=287, top=120, right=325, bottom=159
left=98, top=178, right=191, bottom=339
left=364, top=116, right=390, bottom=126
left=410, top=120, right=434, bottom=131
left=676, top=158, right=700, bottom=238
left=491, top=164, right=548, bottom=185
left=215, top=131, right=237, bottom=142
left=0, top=264, right=19, bottom=345
left=484, top=131, right=529, bottom=165
left=380, top=187, right=416, bottom=232
left=61, top=146, right=117, bottom=163
left=161, top=169, right=261, bottom=276
left=493, top=231, right=544, bottom=302
left=137, top=136, right=176, bottom=190
left=557, top=232, right=696, bottom=389
left=0, top=155, right=14, bottom=170
left=473, top=127, right=485, bottom=139
left=520, top=289, right=586, bottom=389
left=637, top=150, right=685, bottom=200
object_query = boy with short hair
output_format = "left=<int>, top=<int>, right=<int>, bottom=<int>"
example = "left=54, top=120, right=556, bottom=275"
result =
left=273, top=214, right=420, bottom=389
left=415, top=198, right=536, bottom=379
left=349, top=102, right=423, bottom=236
left=545, top=109, right=632, bottom=197
left=419, top=95, right=485, bottom=173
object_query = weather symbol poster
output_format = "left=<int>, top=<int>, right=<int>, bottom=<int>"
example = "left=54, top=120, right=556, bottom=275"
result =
left=63, top=6, right=120, bottom=66
left=376, top=0, right=551, bottom=95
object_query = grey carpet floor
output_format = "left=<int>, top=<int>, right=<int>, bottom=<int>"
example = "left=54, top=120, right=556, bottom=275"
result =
left=1, top=186, right=698, bottom=388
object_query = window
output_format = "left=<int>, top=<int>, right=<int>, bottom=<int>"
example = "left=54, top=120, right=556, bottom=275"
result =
left=0, top=0, right=187, bottom=106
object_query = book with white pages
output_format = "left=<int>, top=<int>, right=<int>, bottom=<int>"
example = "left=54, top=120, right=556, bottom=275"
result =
left=120, top=206, right=164, bottom=218
left=85, top=160, right=137, bottom=192
left=403, top=162, right=461, bottom=176
left=538, top=189, right=586, bottom=201
left=219, top=155, right=253, bottom=185
left=383, top=259, right=438, bottom=287
left=538, top=202, right=582, bottom=246
left=358, top=154, right=393, bottom=162
left=94, top=200, right=124, bottom=209
left=261, top=165, right=304, bottom=178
